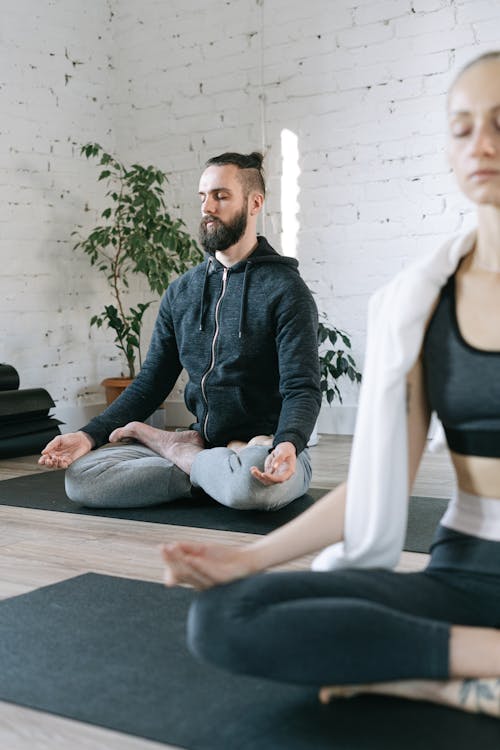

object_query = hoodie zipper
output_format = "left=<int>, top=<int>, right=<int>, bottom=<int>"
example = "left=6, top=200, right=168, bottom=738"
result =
left=200, top=266, right=229, bottom=442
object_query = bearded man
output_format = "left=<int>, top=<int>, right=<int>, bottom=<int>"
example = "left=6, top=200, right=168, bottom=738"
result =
left=40, top=152, right=321, bottom=511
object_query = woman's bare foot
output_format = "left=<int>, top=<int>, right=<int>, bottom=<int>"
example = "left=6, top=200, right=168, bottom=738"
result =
left=319, top=678, right=500, bottom=718
left=110, top=422, right=204, bottom=460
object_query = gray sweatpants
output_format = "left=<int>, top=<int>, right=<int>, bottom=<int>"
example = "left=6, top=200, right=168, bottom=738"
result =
left=65, top=442, right=312, bottom=511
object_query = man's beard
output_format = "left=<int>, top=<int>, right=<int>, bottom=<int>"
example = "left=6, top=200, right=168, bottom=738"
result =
left=199, top=205, right=248, bottom=255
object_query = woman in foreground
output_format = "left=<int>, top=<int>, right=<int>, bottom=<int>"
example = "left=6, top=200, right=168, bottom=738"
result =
left=161, top=51, right=500, bottom=717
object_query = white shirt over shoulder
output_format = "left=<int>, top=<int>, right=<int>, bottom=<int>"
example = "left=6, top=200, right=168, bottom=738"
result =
left=312, top=230, right=475, bottom=571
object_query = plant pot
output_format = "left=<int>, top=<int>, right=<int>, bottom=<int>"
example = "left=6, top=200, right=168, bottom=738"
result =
left=101, top=377, right=134, bottom=406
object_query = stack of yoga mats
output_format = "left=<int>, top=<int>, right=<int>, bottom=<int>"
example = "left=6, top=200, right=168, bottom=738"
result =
left=0, top=364, right=62, bottom=458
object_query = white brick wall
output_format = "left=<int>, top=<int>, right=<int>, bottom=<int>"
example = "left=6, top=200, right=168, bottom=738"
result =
left=1, top=1, right=123, bottom=430
left=2, top=0, right=500, bottom=433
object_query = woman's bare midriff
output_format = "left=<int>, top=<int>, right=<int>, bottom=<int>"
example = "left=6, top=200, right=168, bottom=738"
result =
left=451, top=451, right=500, bottom=499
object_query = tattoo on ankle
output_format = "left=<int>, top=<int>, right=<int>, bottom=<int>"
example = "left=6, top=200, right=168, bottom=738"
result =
left=459, top=678, right=500, bottom=713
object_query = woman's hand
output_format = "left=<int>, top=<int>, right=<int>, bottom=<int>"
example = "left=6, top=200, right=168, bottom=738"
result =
left=161, top=541, right=256, bottom=590
left=161, top=484, right=348, bottom=591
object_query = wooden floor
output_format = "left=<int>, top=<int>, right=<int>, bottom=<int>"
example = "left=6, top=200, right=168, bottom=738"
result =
left=0, top=435, right=455, bottom=750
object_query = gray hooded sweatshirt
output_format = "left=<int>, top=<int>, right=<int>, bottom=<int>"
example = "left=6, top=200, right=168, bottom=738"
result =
left=82, top=236, right=321, bottom=455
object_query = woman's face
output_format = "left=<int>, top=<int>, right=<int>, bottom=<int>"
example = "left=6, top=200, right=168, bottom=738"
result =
left=447, top=59, right=500, bottom=208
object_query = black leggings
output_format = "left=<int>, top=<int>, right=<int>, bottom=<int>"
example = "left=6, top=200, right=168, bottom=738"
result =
left=187, top=526, right=500, bottom=686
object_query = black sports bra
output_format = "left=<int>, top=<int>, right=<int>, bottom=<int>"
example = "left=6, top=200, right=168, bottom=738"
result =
left=423, top=274, right=500, bottom=458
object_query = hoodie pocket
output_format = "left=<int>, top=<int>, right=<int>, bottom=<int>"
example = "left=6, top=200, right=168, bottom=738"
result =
left=184, top=381, right=199, bottom=417
left=204, top=384, right=255, bottom=443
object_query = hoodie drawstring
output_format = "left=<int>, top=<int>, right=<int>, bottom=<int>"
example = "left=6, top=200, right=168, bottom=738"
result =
left=238, top=262, right=251, bottom=338
left=198, top=260, right=211, bottom=331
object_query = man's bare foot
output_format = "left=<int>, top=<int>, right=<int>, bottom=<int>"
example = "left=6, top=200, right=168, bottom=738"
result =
left=227, top=435, right=273, bottom=453
left=227, top=435, right=274, bottom=452
left=319, top=678, right=500, bottom=718
left=248, top=434, right=273, bottom=447
left=109, top=422, right=204, bottom=460
left=227, top=439, right=248, bottom=452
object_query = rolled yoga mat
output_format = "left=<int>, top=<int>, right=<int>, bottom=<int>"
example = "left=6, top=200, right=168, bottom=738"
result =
left=0, top=469, right=450, bottom=552
left=0, top=416, right=62, bottom=440
left=0, top=573, right=496, bottom=750
left=0, top=387, right=55, bottom=421
left=0, top=363, right=20, bottom=391
left=0, top=428, right=61, bottom=459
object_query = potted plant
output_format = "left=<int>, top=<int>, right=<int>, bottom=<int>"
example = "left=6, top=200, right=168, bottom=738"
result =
left=309, top=314, right=362, bottom=446
left=73, top=143, right=203, bottom=403
left=318, top=314, right=362, bottom=405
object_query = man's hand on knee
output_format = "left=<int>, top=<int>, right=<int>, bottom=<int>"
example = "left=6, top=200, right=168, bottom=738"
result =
left=39, top=431, right=94, bottom=469
left=250, top=441, right=296, bottom=486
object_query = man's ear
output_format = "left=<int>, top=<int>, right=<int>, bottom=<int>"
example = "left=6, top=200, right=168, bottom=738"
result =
left=249, top=192, right=264, bottom=216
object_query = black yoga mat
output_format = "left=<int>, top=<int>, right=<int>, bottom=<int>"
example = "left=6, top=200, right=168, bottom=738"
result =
left=0, top=363, right=20, bottom=391
left=0, top=573, right=496, bottom=750
left=0, top=469, right=449, bottom=550
left=0, top=416, right=62, bottom=440
left=0, top=469, right=318, bottom=535
left=0, top=428, right=61, bottom=459
left=0, top=387, right=55, bottom=420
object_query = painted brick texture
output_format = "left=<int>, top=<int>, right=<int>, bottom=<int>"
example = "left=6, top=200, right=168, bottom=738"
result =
left=2, top=0, right=500, bottom=431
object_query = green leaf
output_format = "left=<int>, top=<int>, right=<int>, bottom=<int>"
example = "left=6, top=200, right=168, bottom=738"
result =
left=73, top=142, right=203, bottom=376
left=317, top=314, right=362, bottom=405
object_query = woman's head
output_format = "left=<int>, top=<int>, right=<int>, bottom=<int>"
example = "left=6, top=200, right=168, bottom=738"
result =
left=447, top=51, right=500, bottom=208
